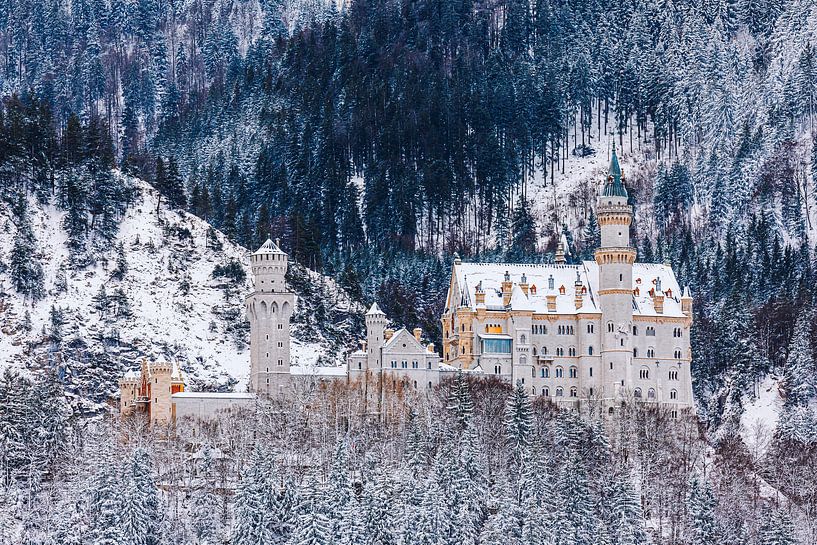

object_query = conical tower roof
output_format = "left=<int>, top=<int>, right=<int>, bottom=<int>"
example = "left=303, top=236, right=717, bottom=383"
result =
left=602, top=142, right=628, bottom=198
left=253, top=238, right=286, bottom=256
left=366, top=302, right=386, bottom=316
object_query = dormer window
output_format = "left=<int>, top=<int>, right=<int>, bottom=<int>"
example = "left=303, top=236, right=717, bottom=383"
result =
left=559, top=285, right=566, bottom=295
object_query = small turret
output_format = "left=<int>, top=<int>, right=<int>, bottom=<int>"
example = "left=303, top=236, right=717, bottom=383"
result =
left=602, top=142, right=628, bottom=198
left=520, top=272, right=529, bottom=296
left=475, top=281, right=485, bottom=306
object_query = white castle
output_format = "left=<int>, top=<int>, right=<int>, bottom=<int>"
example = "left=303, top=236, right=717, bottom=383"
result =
left=120, top=144, right=694, bottom=423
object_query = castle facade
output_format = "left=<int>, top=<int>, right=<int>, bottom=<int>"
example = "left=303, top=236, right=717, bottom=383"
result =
left=441, top=145, right=694, bottom=413
left=119, top=145, right=694, bottom=424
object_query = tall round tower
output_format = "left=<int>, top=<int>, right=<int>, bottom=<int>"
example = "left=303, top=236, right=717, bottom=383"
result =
left=246, top=238, right=295, bottom=395
left=595, top=143, right=636, bottom=402
left=365, top=302, right=387, bottom=371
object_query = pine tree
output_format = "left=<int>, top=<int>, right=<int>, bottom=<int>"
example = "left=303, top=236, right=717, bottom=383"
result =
left=687, top=474, right=720, bottom=545
left=447, top=371, right=474, bottom=429
left=504, top=382, right=533, bottom=470
left=510, top=197, right=537, bottom=257
left=87, top=454, right=125, bottom=545
left=757, top=507, right=797, bottom=545
left=9, top=198, right=45, bottom=301
left=783, top=312, right=815, bottom=406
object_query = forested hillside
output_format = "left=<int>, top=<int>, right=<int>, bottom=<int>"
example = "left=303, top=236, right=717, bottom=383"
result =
left=2, top=0, right=817, bottom=430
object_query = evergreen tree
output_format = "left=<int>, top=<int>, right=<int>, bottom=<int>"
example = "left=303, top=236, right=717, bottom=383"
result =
left=686, top=475, right=720, bottom=545
left=9, top=198, right=45, bottom=301
left=783, top=312, right=815, bottom=406
left=757, top=507, right=797, bottom=545
left=504, top=382, right=533, bottom=470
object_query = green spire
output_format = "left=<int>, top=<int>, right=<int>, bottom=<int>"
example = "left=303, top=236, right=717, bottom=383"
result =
left=603, top=141, right=628, bottom=198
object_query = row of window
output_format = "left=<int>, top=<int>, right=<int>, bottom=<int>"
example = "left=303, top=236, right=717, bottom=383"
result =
left=557, top=325, right=575, bottom=335
left=533, top=346, right=592, bottom=356
left=390, top=360, right=433, bottom=369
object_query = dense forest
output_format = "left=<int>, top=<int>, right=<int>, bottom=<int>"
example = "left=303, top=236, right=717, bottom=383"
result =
left=1, top=371, right=814, bottom=545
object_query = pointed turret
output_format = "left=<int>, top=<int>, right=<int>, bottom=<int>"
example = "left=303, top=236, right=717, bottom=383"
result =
left=367, top=302, right=386, bottom=316
left=602, top=142, right=628, bottom=198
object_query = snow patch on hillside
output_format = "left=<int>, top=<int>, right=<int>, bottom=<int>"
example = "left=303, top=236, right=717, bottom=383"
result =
left=741, top=375, right=784, bottom=449
left=0, top=174, right=361, bottom=413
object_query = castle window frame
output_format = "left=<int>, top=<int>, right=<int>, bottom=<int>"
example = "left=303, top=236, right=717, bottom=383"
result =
left=587, top=323, right=594, bottom=334
left=674, top=348, right=682, bottom=359
left=646, top=326, right=656, bottom=337
left=632, top=325, right=638, bottom=336
left=569, top=347, right=576, bottom=357
left=556, top=387, right=564, bottom=397
left=634, top=388, right=642, bottom=398
left=607, top=322, right=615, bottom=333
left=639, top=367, right=650, bottom=380
left=570, top=387, right=578, bottom=398
left=670, top=389, right=677, bottom=400
left=569, top=366, right=578, bottom=378
left=669, top=369, right=679, bottom=381
left=556, top=366, right=564, bottom=378
left=648, top=388, right=656, bottom=400
left=544, top=387, right=550, bottom=397
left=647, top=347, right=655, bottom=358
left=541, top=367, right=548, bottom=378
left=633, top=348, right=638, bottom=357
left=588, top=346, right=594, bottom=355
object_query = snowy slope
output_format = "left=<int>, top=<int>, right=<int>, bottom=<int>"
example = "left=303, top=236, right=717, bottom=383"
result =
left=0, top=174, right=363, bottom=414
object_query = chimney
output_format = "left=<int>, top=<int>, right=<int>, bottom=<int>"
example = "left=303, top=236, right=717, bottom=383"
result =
left=574, top=270, right=583, bottom=309
left=475, top=281, right=485, bottom=306
left=502, top=270, right=513, bottom=307
left=427, top=343, right=435, bottom=353
left=653, top=277, right=664, bottom=314
left=681, top=286, right=693, bottom=316
left=520, top=272, right=529, bottom=296
left=385, top=328, right=394, bottom=341
left=361, top=340, right=367, bottom=352
left=413, top=328, right=422, bottom=342
left=547, top=294, right=557, bottom=312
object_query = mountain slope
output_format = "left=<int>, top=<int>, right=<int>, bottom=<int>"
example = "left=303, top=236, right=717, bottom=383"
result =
left=0, top=174, right=363, bottom=414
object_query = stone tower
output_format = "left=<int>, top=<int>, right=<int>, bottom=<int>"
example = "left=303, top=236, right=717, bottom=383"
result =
left=365, top=302, right=387, bottom=371
left=595, top=142, right=636, bottom=401
left=246, top=238, right=294, bottom=395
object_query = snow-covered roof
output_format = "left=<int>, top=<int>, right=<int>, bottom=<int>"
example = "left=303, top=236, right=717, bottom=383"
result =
left=172, top=392, right=256, bottom=399
left=450, top=260, right=686, bottom=318
left=289, top=365, right=348, bottom=377
left=253, top=238, right=286, bottom=256
left=366, top=302, right=385, bottom=316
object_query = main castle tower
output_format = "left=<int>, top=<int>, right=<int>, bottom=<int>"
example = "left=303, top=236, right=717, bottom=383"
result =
left=596, top=143, right=636, bottom=401
left=246, top=238, right=294, bottom=394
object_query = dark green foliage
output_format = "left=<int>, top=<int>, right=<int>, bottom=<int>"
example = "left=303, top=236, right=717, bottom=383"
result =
left=212, top=259, right=247, bottom=284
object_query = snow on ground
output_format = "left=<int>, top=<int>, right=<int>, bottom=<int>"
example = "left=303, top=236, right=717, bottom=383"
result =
left=0, top=173, right=357, bottom=410
left=741, top=375, right=784, bottom=450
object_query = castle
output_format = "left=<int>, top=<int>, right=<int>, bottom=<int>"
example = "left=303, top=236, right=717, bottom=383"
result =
left=441, top=144, right=694, bottom=413
left=119, top=144, right=694, bottom=423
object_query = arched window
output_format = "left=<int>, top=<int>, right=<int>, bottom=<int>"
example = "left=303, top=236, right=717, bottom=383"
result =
left=674, top=349, right=682, bottom=359
left=544, top=387, right=550, bottom=397
left=520, top=355, right=527, bottom=366
left=620, top=338, right=624, bottom=347
left=542, top=346, right=548, bottom=355
left=587, top=323, right=594, bottom=334
left=588, top=346, right=594, bottom=355
left=569, top=366, right=578, bottom=378
left=532, top=347, right=538, bottom=356
left=633, top=348, right=638, bottom=357
left=639, top=367, right=650, bottom=380
left=634, top=388, right=642, bottom=398
left=648, top=388, right=656, bottom=400
left=670, top=389, right=677, bottom=400
left=608, top=322, right=615, bottom=333
left=556, top=366, right=564, bottom=378
left=632, top=325, right=638, bottom=336
left=557, top=347, right=564, bottom=356
left=669, top=369, right=678, bottom=381
left=570, top=387, right=578, bottom=398
left=555, top=387, right=564, bottom=397
left=532, top=386, right=536, bottom=395
left=647, top=348, right=655, bottom=358
left=569, top=347, right=576, bottom=357
left=521, top=334, right=527, bottom=344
